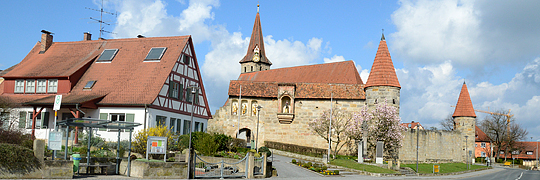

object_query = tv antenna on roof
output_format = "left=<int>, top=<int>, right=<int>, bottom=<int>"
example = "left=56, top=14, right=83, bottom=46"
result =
left=85, top=0, right=117, bottom=39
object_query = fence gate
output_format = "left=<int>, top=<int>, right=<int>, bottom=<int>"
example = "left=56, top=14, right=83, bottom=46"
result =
left=194, top=153, right=249, bottom=179
left=253, top=156, right=265, bottom=175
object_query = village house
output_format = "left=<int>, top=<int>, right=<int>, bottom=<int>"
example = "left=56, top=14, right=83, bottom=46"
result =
left=0, top=31, right=212, bottom=142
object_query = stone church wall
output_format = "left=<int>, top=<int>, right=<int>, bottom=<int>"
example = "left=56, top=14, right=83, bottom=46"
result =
left=399, top=129, right=466, bottom=163
left=208, top=97, right=366, bottom=152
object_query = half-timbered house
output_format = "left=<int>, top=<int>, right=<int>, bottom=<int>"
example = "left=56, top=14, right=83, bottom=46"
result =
left=0, top=31, right=211, bottom=142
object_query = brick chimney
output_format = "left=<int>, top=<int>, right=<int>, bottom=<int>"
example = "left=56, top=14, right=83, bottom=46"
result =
left=39, top=30, right=53, bottom=54
left=84, top=32, right=92, bottom=41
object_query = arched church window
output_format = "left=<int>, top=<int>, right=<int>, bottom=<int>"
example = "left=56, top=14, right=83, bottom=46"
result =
left=241, top=100, right=248, bottom=115
left=231, top=100, right=239, bottom=115
left=393, top=99, right=396, bottom=104
left=251, top=66, right=253, bottom=72
left=244, top=67, right=246, bottom=73
left=251, top=101, right=258, bottom=116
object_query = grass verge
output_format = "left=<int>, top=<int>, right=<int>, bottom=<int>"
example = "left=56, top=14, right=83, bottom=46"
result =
left=330, top=159, right=397, bottom=174
left=401, top=163, right=485, bottom=174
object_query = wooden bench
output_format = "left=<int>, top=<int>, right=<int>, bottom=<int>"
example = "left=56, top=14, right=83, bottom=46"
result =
left=78, top=164, right=115, bottom=175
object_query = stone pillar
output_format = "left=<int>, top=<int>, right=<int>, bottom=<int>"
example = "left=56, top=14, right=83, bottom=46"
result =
left=262, top=154, right=267, bottom=177
left=247, top=152, right=254, bottom=178
left=34, top=139, right=45, bottom=163
left=388, top=160, right=393, bottom=169
left=358, top=140, right=364, bottom=163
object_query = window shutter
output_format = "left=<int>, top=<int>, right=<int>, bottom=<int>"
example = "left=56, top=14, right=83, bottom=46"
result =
left=42, top=112, right=50, bottom=129
left=168, top=81, right=174, bottom=98
left=99, top=113, right=108, bottom=131
left=19, top=112, right=27, bottom=128
left=126, top=113, right=135, bottom=122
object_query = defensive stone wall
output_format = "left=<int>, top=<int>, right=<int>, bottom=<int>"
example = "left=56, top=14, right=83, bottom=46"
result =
left=209, top=97, right=366, bottom=153
left=399, top=129, right=465, bottom=164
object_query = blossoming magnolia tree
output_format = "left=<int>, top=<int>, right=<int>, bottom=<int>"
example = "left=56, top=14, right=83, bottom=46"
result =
left=365, top=101, right=406, bottom=160
left=309, top=109, right=364, bottom=158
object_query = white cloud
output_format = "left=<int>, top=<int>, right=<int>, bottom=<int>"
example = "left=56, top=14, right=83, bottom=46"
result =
left=110, top=0, right=329, bottom=112
left=391, top=0, right=540, bottom=69
left=323, top=55, right=345, bottom=63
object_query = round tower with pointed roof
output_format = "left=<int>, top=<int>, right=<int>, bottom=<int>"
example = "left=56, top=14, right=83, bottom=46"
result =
left=240, top=4, right=272, bottom=73
left=365, top=32, right=401, bottom=111
left=452, top=82, right=476, bottom=162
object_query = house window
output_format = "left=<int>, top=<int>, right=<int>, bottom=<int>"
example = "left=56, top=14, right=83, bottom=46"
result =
left=186, top=87, right=199, bottom=104
left=176, top=119, right=182, bottom=134
left=475, top=144, right=477, bottom=147
left=36, top=79, right=47, bottom=93
left=481, top=142, right=486, bottom=148
left=169, top=81, right=180, bottom=99
left=97, top=49, right=119, bottom=62
left=145, top=47, right=167, bottom=61
left=25, top=79, right=35, bottom=93
left=156, top=115, right=167, bottom=126
left=110, top=114, right=125, bottom=122
left=183, top=120, right=191, bottom=135
left=481, top=152, right=486, bottom=157
left=48, top=79, right=58, bottom=93
left=526, top=151, right=533, bottom=155
left=0, top=112, right=10, bottom=129
left=500, top=151, right=504, bottom=154
left=195, top=122, right=200, bottom=132
left=512, top=150, right=519, bottom=155
left=84, top=81, right=96, bottom=89
left=183, top=54, right=190, bottom=65
left=170, top=118, right=177, bottom=134
left=15, top=79, right=24, bottom=93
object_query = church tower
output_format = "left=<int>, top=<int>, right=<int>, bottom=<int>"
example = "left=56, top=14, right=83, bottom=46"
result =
left=365, top=32, right=401, bottom=111
left=240, top=4, right=272, bottom=73
left=452, top=82, right=476, bottom=163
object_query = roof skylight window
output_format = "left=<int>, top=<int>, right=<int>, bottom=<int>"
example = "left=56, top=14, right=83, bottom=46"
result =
left=97, top=49, right=118, bottom=62
left=145, top=47, right=167, bottom=61
left=84, top=81, right=96, bottom=89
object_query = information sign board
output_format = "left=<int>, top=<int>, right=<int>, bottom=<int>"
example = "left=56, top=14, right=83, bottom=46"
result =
left=48, top=131, right=62, bottom=150
left=147, top=136, right=167, bottom=161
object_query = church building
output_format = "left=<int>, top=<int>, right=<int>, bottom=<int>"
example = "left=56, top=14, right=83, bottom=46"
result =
left=208, top=6, right=401, bottom=151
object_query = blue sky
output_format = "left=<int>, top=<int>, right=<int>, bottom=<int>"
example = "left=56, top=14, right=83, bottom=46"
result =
left=2, top=0, right=540, bottom=140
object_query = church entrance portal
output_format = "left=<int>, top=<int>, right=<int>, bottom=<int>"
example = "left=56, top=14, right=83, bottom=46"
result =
left=238, top=128, right=252, bottom=147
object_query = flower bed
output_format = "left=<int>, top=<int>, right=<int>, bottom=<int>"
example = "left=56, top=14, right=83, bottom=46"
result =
left=291, top=159, right=339, bottom=175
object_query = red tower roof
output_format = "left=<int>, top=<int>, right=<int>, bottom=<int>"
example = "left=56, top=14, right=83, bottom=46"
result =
left=365, top=34, right=400, bottom=88
left=239, top=9, right=271, bottom=65
left=453, top=82, right=477, bottom=118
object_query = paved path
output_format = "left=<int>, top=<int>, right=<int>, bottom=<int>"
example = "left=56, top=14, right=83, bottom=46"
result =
left=270, top=154, right=324, bottom=178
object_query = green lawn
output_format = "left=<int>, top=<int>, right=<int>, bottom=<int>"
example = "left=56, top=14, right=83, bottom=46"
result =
left=401, top=163, right=485, bottom=174
left=330, top=159, right=398, bottom=174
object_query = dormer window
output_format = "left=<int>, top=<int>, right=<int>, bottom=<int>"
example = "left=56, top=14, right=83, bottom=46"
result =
left=145, top=47, right=167, bottom=61
left=97, top=49, right=118, bottom=62
left=84, top=81, right=96, bottom=89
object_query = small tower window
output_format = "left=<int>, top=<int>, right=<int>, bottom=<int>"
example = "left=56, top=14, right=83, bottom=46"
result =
left=244, top=67, right=247, bottom=72
left=251, top=66, right=253, bottom=72
left=260, top=67, right=262, bottom=71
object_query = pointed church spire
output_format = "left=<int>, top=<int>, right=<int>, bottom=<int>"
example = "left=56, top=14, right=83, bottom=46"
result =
left=365, top=33, right=400, bottom=88
left=239, top=4, right=272, bottom=65
left=452, top=82, right=477, bottom=118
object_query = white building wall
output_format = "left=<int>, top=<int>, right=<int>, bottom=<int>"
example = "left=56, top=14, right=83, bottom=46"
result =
left=147, top=108, right=207, bottom=134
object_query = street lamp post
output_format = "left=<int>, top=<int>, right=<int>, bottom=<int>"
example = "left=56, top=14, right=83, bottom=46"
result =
left=465, top=135, right=469, bottom=170
left=187, top=86, right=198, bottom=179
left=255, top=105, right=262, bottom=153
left=327, top=91, right=333, bottom=163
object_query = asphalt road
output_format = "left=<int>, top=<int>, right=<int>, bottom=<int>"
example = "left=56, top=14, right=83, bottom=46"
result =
left=461, top=167, right=540, bottom=180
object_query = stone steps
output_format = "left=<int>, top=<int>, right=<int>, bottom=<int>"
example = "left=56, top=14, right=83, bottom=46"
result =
left=398, top=168, right=417, bottom=176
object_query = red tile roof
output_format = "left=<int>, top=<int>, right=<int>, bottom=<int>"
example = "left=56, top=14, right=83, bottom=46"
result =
left=237, top=61, right=363, bottom=84
left=239, top=12, right=271, bottom=65
left=228, top=81, right=365, bottom=99
left=3, top=36, right=192, bottom=106
left=365, top=37, right=400, bottom=88
left=401, top=121, right=423, bottom=129
left=499, top=141, right=539, bottom=160
left=452, top=82, right=476, bottom=118
left=475, top=126, right=491, bottom=142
